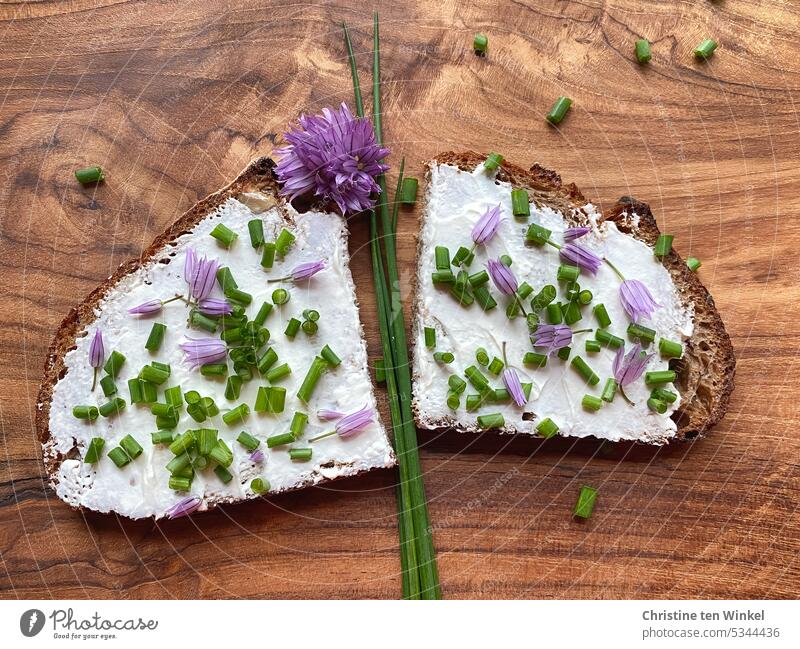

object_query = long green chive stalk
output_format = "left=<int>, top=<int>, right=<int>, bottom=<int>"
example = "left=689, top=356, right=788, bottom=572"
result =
left=344, top=17, right=441, bottom=599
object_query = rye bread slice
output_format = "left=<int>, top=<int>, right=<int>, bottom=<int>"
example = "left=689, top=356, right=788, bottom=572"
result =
left=412, top=151, right=735, bottom=442
left=36, top=157, right=395, bottom=519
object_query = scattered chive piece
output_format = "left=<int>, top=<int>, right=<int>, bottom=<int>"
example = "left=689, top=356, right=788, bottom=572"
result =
left=648, top=397, right=667, bottom=413
left=222, top=403, right=250, bottom=425
left=272, top=288, right=289, bottom=305
left=473, top=286, right=497, bottom=311
left=150, top=402, right=176, bottom=418
left=184, top=390, right=201, bottom=405
left=289, top=448, right=313, bottom=462
left=261, top=242, right=277, bottom=269
left=375, top=358, right=386, bottom=383
left=303, top=309, right=320, bottom=322
left=251, top=478, right=269, bottom=494
left=484, top=152, right=504, bottom=171
left=433, top=351, right=454, bottom=364
left=571, top=356, right=600, bottom=385
left=399, top=177, right=418, bottom=204
left=144, top=322, right=167, bottom=351
left=169, top=476, right=192, bottom=491
left=526, top=222, right=552, bottom=246
left=266, top=363, right=291, bottom=383
left=448, top=375, right=467, bottom=394
left=190, top=310, right=218, bottom=333
left=473, top=33, right=488, bottom=55
left=248, top=219, right=265, bottom=248
left=434, top=246, right=451, bottom=270
left=582, top=394, right=603, bottom=411
left=635, top=39, right=651, bottom=64
left=686, top=257, right=702, bottom=272
left=451, top=245, right=475, bottom=267
left=210, top=223, right=238, bottom=247
left=531, top=285, right=557, bottom=311
left=225, top=376, right=243, bottom=400
left=75, top=165, right=104, bottom=184
left=500, top=254, right=512, bottom=267
left=120, top=434, right=143, bottom=459
left=557, top=346, right=571, bottom=361
left=475, top=348, right=490, bottom=366
left=267, top=432, right=295, bottom=448
left=424, top=326, right=436, bottom=348
left=200, top=363, right=227, bottom=377
left=477, top=413, right=504, bottom=429
left=565, top=281, right=580, bottom=300
left=297, top=356, right=328, bottom=403
left=257, top=348, right=279, bottom=374
left=73, top=405, right=99, bottom=420
left=237, top=431, right=260, bottom=451
left=694, top=39, right=718, bottom=60
left=169, top=430, right=196, bottom=455
left=595, top=328, right=624, bottom=349
left=563, top=300, right=582, bottom=326
left=446, top=391, right=460, bottom=410
left=209, top=440, right=234, bottom=467
left=658, top=338, right=683, bottom=359
left=593, top=303, right=611, bottom=328
left=627, top=323, right=656, bottom=344
left=546, top=96, right=572, bottom=125
left=465, top=365, right=490, bottom=392
left=523, top=351, right=548, bottom=368
left=275, top=228, right=296, bottom=256
left=651, top=388, right=677, bottom=404
left=491, top=388, right=510, bottom=403
left=214, top=464, right=233, bottom=483
left=285, top=318, right=301, bottom=338
left=511, top=188, right=530, bottom=218
left=578, top=290, right=593, bottom=305
left=465, top=394, right=482, bottom=411
left=151, top=430, right=175, bottom=445
left=98, top=397, right=126, bottom=418
left=99, top=375, right=117, bottom=397
left=166, top=453, right=191, bottom=474
left=601, top=378, right=618, bottom=402
left=536, top=418, right=559, bottom=439
left=152, top=361, right=170, bottom=374
left=654, top=234, right=673, bottom=258
left=546, top=303, right=563, bottom=324
left=140, top=363, right=169, bottom=385
left=557, top=264, right=580, bottom=282
left=225, top=287, right=252, bottom=305
left=83, top=437, right=105, bottom=464
left=645, top=370, right=676, bottom=385
left=574, top=486, right=598, bottom=519
left=217, top=266, right=238, bottom=292
left=107, top=447, right=131, bottom=468
left=320, top=344, right=341, bottom=367
left=301, top=320, right=318, bottom=335
left=585, top=340, right=601, bottom=353
left=289, top=413, right=308, bottom=439
left=432, top=270, right=455, bottom=284
left=140, top=380, right=158, bottom=404
left=254, top=386, right=286, bottom=413
left=522, top=382, right=533, bottom=399
left=252, top=302, right=273, bottom=328
left=197, top=428, right=218, bottom=456
left=468, top=270, right=489, bottom=287
left=103, top=350, right=126, bottom=378
left=487, top=357, right=504, bottom=375
left=164, top=386, right=182, bottom=410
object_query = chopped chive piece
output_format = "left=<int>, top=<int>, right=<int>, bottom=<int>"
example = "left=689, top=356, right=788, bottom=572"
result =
left=654, top=234, right=673, bottom=258
left=222, top=403, right=250, bottom=425
left=164, top=386, right=183, bottom=410
left=210, top=223, right=238, bottom=247
left=546, top=96, right=572, bottom=125
left=500, top=254, right=512, bottom=267
left=593, top=303, right=611, bottom=328
left=151, top=430, right=175, bottom=445
left=140, top=364, right=169, bottom=385
left=557, top=264, right=580, bottom=282
left=297, top=356, right=328, bottom=403
left=473, top=33, right=488, bottom=55
left=464, top=365, right=490, bottom=392
left=248, top=219, right=265, bottom=248
left=694, top=39, right=718, bottom=60
left=266, top=363, right=291, bottom=383
left=257, top=347, right=279, bottom=374
left=169, top=430, right=196, bottom=455
left=399, top=177, right=418, bottom=204
left=563, top=300, right=582, bottom=325
left=571, top=356, right=600, bottom=385
left=140, top=380, right=158, bottom=403
left=565, top=281, right=580, bottom=300
left=578, top=290, right=593, bottom=305
left=651, top=388, right=677, bottom=404
left=546, top=303, right=563, bottom=324
left=301, top=309, right=320, bottom=324
left=446, top=391, right=460, bottom=410
left=169, top=476, right=192, bottom=491
left=184, top=390, right=201, bottom=405
left=103, top=350, right=126, bottom=378
left=214, top=464, right=233, bottom=483
left=635, top=38, right=651, bottom=64
left=473, top=286, right=497, bottom=311
left=522, top=382, right=533, bottom=399
left=424, top=326, right=436, bottom=348
left=582, top=394, right=603, bottom=411
left=84, top=437, right=105, bottom=464
left=251, top=477, right=270, bottom=494
left=98, top=375, right=117, bottom=397
left=523, top=352, right=548, bottom=368
left=536, top=418, right=559, bottom=439
left=686, top=257, right=702, bottom=272
left=190, top=310, right=218, bottom=333
left=108, top=447, right=131, bottom=467
left=202, top=397, right=219, bottom=416
left=99, top=398, right=126, bottom=418
left=433, top=351, right=454, bottom=364
left=272, top=288, right=289, bottom=305
left=454, top=269, right=469, bottom=292
left=468, top=270, right=489, bottom=287
left=285, top=318, right=301, bottom=338
left=574, top=485, right=598, bottom=519
left=451, top=246, right=474, bottom=267
left=72, top=405, right=99, bottom=420
left=627, top=323, right=656, bottom=344
left=659, top=338, right=683, bottom=359
left=152, top=360, right=170, bottom=374
left=200, top=363, right=227, bottom=377
left=557, top=346, right=571, bottom=361
left=449, top=283, right=474, bottom=306
left=237, top=431, right=260, bottom=451
left=120, top=434, right=143, bottom=459
left=290, top=411, right=308, bottom=438
left=209, top=439, right=234, bottom=467
left=225, top=376, right=243, bottom=401
left=75, top=165, right=104, bottom=184
left=197, top=428, right=218, bottom=456
left=595, top=328, right=624, bottom=349
left=375, top=358, right=386, bottom=383
left=645, top=370, right=676, bottom=385
left=434, top=246, right=451, bottom=270
left=225, top=287, right=252, bottom=306
left=477, top=413, right=504, bottom=429
left=166, top=452, right=191, bottom=474
left=491, top=388, right=510, bottom=403
left=601, top=378, right=618, bottom=402
left=320, top=344, right=341, bottom=367
left=253, top=302, right=273, bottom=327
left=448, top=375, right=467, bottom=394
left=526, top=222, right=552, bottom=246
left=487, top=357, right=504, bottom=375
left=506, top=282, right=534, bottom=318
left=585, top=340, right=601, bottom=353
left=289, top=448, right=313, bottom=462
left=254, top=386, right=286, bottom=413
left=216, top=266, right=238, bottom=291
left=531, top=285, right=557, bottom=311
left=475, top=348, right=490, bottom=366
left=275, top=228, right=296, bottom=257
left=267, top=432, right=295, bottom=448
left=648, top=397, right=667, bottom=413
left=261, top=242, right=277, bottom=269
left=432, top=269, right=455, bottom=284
left=465, top=394, right=482, bottom=411
left=186, top=405, right=205, bottom=423
left=484, top=152, right=503, bottom=171
left=150, top=402, right=177, bottom=418
left=144, top=322, right=166, bottom=351
left=526, top=312, right=539, bottom=331
left=511, top=188, right=530, bottom=217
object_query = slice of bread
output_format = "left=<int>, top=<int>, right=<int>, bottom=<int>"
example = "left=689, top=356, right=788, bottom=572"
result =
left=412, top=151, right=735, bottom=444
left=37, top=157, right=395, bottom=519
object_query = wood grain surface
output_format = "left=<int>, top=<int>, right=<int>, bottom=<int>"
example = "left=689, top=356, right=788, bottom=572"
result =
left=1, top=0, right=799, bottom=599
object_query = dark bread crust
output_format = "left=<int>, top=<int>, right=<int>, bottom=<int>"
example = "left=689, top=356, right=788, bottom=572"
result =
left=36, top=157, right=394, bottom=518
left=414, top=151, right=735, bottom=442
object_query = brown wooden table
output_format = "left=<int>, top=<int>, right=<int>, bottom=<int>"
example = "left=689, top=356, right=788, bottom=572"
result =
left=1, top=0, right=798, bottom=599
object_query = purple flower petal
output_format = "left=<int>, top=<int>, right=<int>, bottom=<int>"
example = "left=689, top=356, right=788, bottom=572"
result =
left=487, top=259, right=518, bottom=295
left=186, top=249, right=221, bottom=301
left=471, top=204, right=503, bottom=245
left=335, top=404, right=374, bottom=439
left=197, top=298, right=233, bottom=316
left=179, top=337, right=227, bottom=369
left=613, top=343, right=654, bottom=386
left=317, top=409, right=345, bottom=421
left=502, top=368, right=527, bottom=406
left=620, top=279, right=660, bottom=323
left=249, top=449, right=265, bottom=463
left=291, top=260, right=324, bottom=282
left=89, top=329, right=104, bottom=368
left=166, top=496, right=201, bottom=519
left=128, top=299, right=163, bottom=315
left=530, top=324, right=573, bottom=355
left=559, top=243, right=603, bottom=275
left=563, top=226, right=590, bottom=242
left=184, top=247, right=196, bottom=281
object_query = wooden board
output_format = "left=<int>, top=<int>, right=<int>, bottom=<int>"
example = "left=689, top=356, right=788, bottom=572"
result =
left=1, top=0, right=798, bottom=599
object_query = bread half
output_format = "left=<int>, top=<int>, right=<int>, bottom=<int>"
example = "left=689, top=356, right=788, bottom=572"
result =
left=412, top=152, right=734, bottom=444
left=37, top=157, right=395, bottom=519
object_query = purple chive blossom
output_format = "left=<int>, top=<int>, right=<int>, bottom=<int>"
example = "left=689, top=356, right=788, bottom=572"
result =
left=502, top=368, right=527, bottom=407
left=620, top=279, right=660, bottom=323
left=184, top=247, right=196, bottom=281
left=179, top=337, right=227, bottom=369
left=613, top=343, right=654, bottom=386
left=166, top=496, right=201, bottom=519
left=185, top=249, right=220, bottom=301
left=197, top=298, right=232, bottom=316
left=275, top=102, right=390, bottom=214
left=291, top=260, right=324, bottom=282
left=128, top=299, right=163, bottom=315
left=336, top=405, right=375, bottom=439
left=471, top=204, right=503, bottom=245
left=89, top=329, right=104, bottom=368
left=563, top=226, right=590, bottom=242
left=559, top=243, right=603, bottom=275
left=531, top=324, right=573, bottom=355
left=487, top=259, right=518, bottom=295
left=317, top=408, right=345, bottom=421
left=249, top=449, right=265, bottom=463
